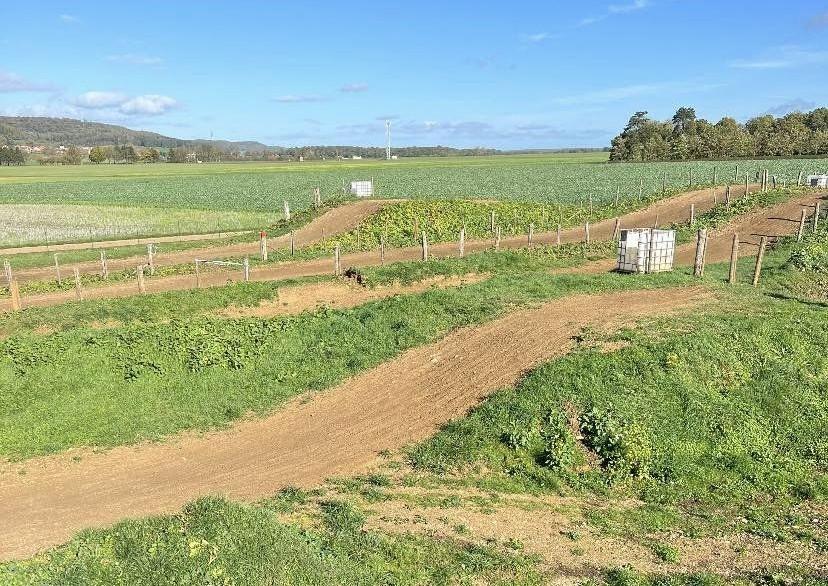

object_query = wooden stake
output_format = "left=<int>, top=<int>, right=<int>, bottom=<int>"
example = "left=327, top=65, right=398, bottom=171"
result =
left=528, top=223, right=534, bottom=247
left=725, top=185, right=732, bottom=205
left=798, top=169, right=804, bottom=186
left=752, top=236, right=767, bottom=287
left=260, top=232, right=268, bottom=261
left=9, top=280, right=21, bottom=311
left=313, top=186, right=321, bottom=207
left=638, top=178, right=643, bottom=200
left=243, top=257, right=250, bottom=282
left=495, top=226, right=501, bottom=250
left=421, top=231, right=429, bottom=261
left=73, top=267, right=83, bottom=300
left=380, top=235, right=386, bottom=264
left=729, top=234, right=739, bottom=285
left=662, top=173, right=666, bottom=195
left=814, top=202, right=822, bottom=233
left=100, top=250, right=108, bottom=280
left=693, top=229, right=708, bottom=277
left=745, top=174, right=749, bottom=196
left=137, top=264, right=146, bottom=294
left=690, top=203, right=696, bottom=226
left=283, top=200, right=291, bottom=221
left=585, top=222, right=591, bottom=244
left=798, top=209, right=807, bottom=241
left=459, top=227, right=465, bottom=258
left=556, top=224, right=562, bottom=246
left=615, top=186, right=620, bottom=206
left=54, top=253, right=62, bottom=284
left=147, top=243, right=155, bottom=275
left=613, top=217, right=621, bottom=240
left=290, top=231, right=296, bottom=256
left=734, top=164, right=739, bottom=183
left=195, top=260, right=201, bottom=288
left=334, top=244, right=341, bottom=276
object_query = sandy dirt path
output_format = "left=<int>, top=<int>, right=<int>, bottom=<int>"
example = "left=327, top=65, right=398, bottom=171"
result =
left=0, top=286, right=712, bottom=560
left=2, top=185, right=785, bottom=312
left=7, top=199, right=398, bottom=283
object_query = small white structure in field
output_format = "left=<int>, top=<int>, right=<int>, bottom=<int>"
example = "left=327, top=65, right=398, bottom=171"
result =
left=349, top=179, right=374, bottom=197
left=806, top=175, right=828, bottom=188
left=617, top=228, right=676, bottom=274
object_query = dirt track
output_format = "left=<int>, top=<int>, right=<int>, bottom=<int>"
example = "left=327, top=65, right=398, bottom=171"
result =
left=1, top=185, right=822, bottom=312
left=0, top=286, right=712, bottom=560
left=8, top=199, right=397, bottom=283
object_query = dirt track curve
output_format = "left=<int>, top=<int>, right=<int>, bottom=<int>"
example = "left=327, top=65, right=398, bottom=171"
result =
left=0, top=286, right=712, bottom=560
left=7, top=199, right=398, bottom=283
left=2, top=185, right=823, bottom=312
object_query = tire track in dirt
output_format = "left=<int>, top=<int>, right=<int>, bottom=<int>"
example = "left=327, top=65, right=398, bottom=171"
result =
left=0, top=286, right=713, bottom=560
left=0, top=186, right=766, bottom=311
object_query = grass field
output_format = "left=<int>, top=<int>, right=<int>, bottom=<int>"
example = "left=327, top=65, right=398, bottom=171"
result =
left=1, top=154, right=825, bottom=247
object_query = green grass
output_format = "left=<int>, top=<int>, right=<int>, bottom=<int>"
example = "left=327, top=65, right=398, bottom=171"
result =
left=0, top=496, right=542, bottom=585
left=0, top=255, right=694, bottom=461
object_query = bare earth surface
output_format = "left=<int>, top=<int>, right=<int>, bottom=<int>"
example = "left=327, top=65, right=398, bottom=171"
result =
left=7, top=184, right=815, bottom=312
left=0, top=286, right=712, bottom=560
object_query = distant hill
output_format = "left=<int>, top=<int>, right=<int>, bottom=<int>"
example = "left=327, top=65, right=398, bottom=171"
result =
left=0, top=117, right=271, bottom=151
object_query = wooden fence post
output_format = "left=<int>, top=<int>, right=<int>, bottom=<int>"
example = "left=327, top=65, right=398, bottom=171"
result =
left=729, top=234, right=739, bottom=285
left=100, top=250, right=108, bottom=280
left=195, top=260, right=201, bottom=288
left=745, top=174, right=749, bottom=196
left=585, top=222, right=591, bottom=244
left=588, top=193, right=593, bottom=214
left=73, top=267, right=83, bottom=300
left=798, top=170, right=804, bottom=186
left=528, top=223, right=534, bottom=247
left=334, top=244, right=341, bottom=276
left=54, top=253, right=62, bottom=284
left=421, top=231, right=429, bottom=261
left=459, top=227, right=465, bottom=258
left=313, top=186, right=321, bottom=207
left=290, top=231, right=296, bottom=256
left=260, top=232, right=268, bottom=261
left=734, top=164, right=739, bottom=183
left=752, top=236, right=767, bottom=287
left=147, top=243, right=155, bottom=275
left=556, top=224, right=562, bottom=246
left=613, top=217, right=621, bottom=240
left=798, top=209, right=807, bottom=241
left=380, top=235, right=386, bottom=264
left=137, top=264, right=146, bottom=294
left=725, top=185, right=732, bottom=205
left=693, top=229, right=708, bottom=277
left=495, top=226, right=501, bottom=250
left=243, top=257, right=250, bottom=282
left=9, top=280, right=21, bottom=311
left=615, top=186, right=620, bottom=206
left=283, top=200, right=291, bottom=221
left=690, top=203, right=695, bottom=226
left=814, top=202, right=822, bottom=233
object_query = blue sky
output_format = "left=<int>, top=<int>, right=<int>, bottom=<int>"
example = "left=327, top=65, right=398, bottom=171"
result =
left=2, top=1, right=828, bottom=149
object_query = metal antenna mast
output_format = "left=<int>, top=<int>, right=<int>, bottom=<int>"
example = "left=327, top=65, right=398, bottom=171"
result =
left=385, top=120, right=391, bottom=160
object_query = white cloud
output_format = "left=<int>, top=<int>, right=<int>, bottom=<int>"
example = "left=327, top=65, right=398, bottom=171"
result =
left=340, top=83, right=368, bottom=93
left=552, top=80, right=723, bottom=106
left=728, top=45, right=828, bottom=69
left=72, top=91, right=127, bottom=109
left=59, top=14, right=80, bottom=24
left=580, top=0, right=651, bottom=26
left=765, top=99, right=817, bottom=116
left=106, top=54, right=163, bottom=66
left=273, top=94, right=327, bottom=103
left=119, top=95, right=178, bottom=115
left=523, top=32, right=552, bottom=43
left=728, top=46, right=828, bottom=69
left=0, top=71, right=55, bottom=93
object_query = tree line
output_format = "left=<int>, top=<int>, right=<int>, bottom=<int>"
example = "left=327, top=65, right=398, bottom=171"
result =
left=610, top=106, right=828, bottom=162
left=0, top=146, right=25, bottom=165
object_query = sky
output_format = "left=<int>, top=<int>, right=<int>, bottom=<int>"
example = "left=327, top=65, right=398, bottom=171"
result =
left=2, top=1, right=828, bottom=149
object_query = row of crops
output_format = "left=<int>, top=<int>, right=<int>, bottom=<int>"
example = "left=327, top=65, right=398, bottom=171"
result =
left=0, top=156, right=826, bottom=245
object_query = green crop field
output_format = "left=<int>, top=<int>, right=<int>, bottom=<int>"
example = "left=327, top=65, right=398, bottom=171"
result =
left=0, top=153, right=826, bottom=246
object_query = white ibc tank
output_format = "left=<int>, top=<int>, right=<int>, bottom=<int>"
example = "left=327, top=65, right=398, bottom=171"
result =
left=806, top=175, right=828, bottom=189
left=349, top=180, right=374, bottom=197
left=617, top=228, right=676, bottom=274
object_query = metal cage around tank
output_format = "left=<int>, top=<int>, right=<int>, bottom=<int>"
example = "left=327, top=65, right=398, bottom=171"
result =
left=616, top=228, right=676, bottom=274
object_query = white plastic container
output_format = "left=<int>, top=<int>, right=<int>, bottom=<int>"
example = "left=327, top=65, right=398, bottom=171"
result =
left=806, top=175, right=828, bottom=188
left=349, top=180, right=374, bottom=197
left=617, top=228, right=676, bottom=274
